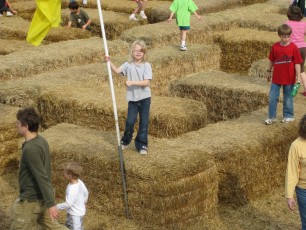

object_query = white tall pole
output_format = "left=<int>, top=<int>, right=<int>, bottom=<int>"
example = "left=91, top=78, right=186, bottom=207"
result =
left=96, top=0, right=130, bottom=218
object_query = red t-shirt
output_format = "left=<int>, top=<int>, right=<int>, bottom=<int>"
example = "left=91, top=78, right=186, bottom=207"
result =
left=268, top=42, right=302, bottom=85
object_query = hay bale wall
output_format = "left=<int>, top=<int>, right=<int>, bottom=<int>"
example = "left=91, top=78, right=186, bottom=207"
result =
left=37, top=83, right=208, bottom=138
left=170, top=70, right=269, bottom=123
left=249, top=58, right=269, bottom=79
left=213, top=28, right=277, bottom=73
left=44, top=123, right=219, bottom=228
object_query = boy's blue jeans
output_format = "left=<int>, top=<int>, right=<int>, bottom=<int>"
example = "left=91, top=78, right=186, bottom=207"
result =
left=268, top=83, right=294, bottom=119
left=121, top=97, right=151, bottom=151
left=296, top=186, right=306, bottom=230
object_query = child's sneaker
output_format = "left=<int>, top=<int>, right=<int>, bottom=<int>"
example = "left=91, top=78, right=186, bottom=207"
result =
left=180, top=45, right=188, bottom=51
left=139, top=149, right=147, bottom=155
left=6, top=11, right=13, bottom=17
left=140, top=12, right=147, bottom=19
left=265, top=118, right=276, bottom=125
left=121, top=143, right=128, bottom=150
left=0, top=13, right=3, bottom=17
left=129, top=14, right=138, bottom=21
left=281, top=118, right=294, bottom=123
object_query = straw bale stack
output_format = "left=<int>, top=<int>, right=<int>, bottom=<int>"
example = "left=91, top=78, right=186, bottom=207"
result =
left=43, top=123, right=219, bottom=227
left=0, top=16, right=29, bottom=40
left=170, top=70, right=269, bottom=123
left=0, top=140, right=19, bottom=175
left=0, top=38, right=128, bottom=80
left=0, top=104, right=20, bottom=142
left=0, top=39, right=33, bottom=55
left=37, top=82, right=208, bottom=138
left=249, top=58, right=269, bottom=79
left=213, top=28, right=278, bottom=73
left=61, top=9, right=147, bottom=39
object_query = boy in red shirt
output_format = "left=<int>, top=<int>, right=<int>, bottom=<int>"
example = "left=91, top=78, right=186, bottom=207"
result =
left=265, top=24, right=302, bottom=125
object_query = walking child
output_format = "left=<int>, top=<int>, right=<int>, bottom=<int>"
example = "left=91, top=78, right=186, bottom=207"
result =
left=129, top=0, right=147, bottom=20
left=265, top=24, right=302, bottom=125
left=167, top=0, right=201, bottom=51
left=0, top=0, right=17, bottom=16
left=105, top=40, right=152, bottom=155
left=57, top=162, right=89, bottom=230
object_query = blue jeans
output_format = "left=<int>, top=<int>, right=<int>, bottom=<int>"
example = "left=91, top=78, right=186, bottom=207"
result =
left=296, top=187, right=306, bottom=230
left=121, top=97, right=151, bottom=151
left=268, top=83, right=294, bottom=119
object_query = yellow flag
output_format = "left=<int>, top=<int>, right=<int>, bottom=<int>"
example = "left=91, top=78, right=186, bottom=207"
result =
left=26, top=0, right=61, bottom=46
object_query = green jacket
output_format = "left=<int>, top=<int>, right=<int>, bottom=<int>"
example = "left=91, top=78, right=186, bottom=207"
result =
left=19, top=135, right=55, bottom=208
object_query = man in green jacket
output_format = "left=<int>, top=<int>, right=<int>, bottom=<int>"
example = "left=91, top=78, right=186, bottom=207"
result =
left=10, top=107, right=67, bottom=229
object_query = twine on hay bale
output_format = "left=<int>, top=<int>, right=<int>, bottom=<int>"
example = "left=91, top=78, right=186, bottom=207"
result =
left=37, top=82, right=208, bottom=138
left=213, top=28, right=277, bottom=73
left=43, top=123, right=218, bottom=227
left=170, top=70, right=269, bottom=123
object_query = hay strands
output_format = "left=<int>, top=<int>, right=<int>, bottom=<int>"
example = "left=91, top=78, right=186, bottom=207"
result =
left=96, top=0, right=129, bottom=218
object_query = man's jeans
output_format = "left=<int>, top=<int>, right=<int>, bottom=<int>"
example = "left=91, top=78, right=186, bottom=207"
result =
left=268, top=83, right=294, bottom=119
left=121, top=97, right=151, bottom=151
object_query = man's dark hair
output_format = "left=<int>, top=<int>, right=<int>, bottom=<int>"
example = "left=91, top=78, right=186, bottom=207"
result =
left=299, top=114, right=306, bottom=139
left=16, top=108, right=40, bottom=132
left=287, top=5, right=303, bottom=21
left=68, top=1, right=79, bottom=10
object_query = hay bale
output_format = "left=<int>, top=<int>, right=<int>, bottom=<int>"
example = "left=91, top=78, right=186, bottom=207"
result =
left=0, top=104, right=20, bottom=142
left=37, top=82, right=208, bottom=138
left=0, top=139, right=19, bottom=175
left=0, top=16, right=29, bottom=40
left=213, top=28, right=277, bottom=73
left=42, top=123, right=219, bottom=227
left=0, top=39, right=33, bottom=55
left=0, top=38, right=128, bottom=80
left=60, top=8, right=147, bottom=40
left=249, top=58, right=269, bottom=79
left=170, top=70, right=269, bottom=123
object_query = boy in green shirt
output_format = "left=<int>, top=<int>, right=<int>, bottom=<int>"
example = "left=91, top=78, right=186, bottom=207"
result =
left=167, top=0, right=201, bottom=51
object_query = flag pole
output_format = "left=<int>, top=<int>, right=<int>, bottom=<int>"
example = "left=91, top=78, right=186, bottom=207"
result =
left=96, top=0, right=130, bottom=218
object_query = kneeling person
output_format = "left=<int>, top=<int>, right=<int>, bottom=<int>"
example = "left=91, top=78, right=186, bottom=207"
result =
left=67, top=2, right=91, bottom=31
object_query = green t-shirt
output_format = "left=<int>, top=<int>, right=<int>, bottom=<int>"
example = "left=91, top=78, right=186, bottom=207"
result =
left=19, top=135, right=55, bottom=208
left=169, top=0, right=198, bottom=27
left=70, top=8, right=90, bottom=30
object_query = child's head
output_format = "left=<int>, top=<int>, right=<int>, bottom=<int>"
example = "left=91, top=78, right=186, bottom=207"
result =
left=68, top=1, right=79, bottom=11
left=128, top=40, right=148, bottom=62
left=287, top=5, right=303, bottom=22
left=278, top=24, right=292, bottom=37
left=64, top=162, right=82, bottom=180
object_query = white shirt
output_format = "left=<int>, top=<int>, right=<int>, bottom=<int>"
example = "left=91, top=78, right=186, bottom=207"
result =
left=57, top=179, right=89, bottom=216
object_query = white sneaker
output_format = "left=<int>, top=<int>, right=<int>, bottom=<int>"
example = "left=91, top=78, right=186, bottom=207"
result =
left=180, top=45, right=188, bottom=51
left=0, top=14, right=3, bottom=17
left=121, top=144, right=128, bottom=150
left=265, top=118, right=276, bottom=125
left=139, top=149, right=147, bottom=155
left=129, top=15, right=138, bottom=21
left=6, top=11, right=13, bottom=17
left=140, top=12, right=147, bottom=19
left=281, top=118, right=294, bottom=123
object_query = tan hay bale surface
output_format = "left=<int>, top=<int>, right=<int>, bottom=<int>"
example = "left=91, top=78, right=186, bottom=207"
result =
left=37, top=82, right=207, bottom=138
left=0, top=104, right=20, bottom=142
left=213, top=28, right=278, bottom=73
left=0, top=38, right=128, bottom=80
left=43, top=123, right=218, bottom=226
left=0, top=140, right=19, bottom=175
left=0, top=16, right=29, bottom=40
left=249, top=58, right=269, bottom=79
left=61, top=9, right=147, bottom=39
left=0, top=39, right=33, bottom=55
left=170, top=70, right=269, bottom=123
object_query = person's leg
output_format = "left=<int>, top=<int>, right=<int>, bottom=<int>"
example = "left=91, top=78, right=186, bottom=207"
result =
left=135, top=97, right=151, bottom=152
left=121, top=101, right=139, bottom=146
left=37, top=204, right=68, bottom=229
left=299, top=47, right=306, bottom=94
left=10, top=199, right=41, bottom=230
left=139, top=0, right=147, bottom=19
left=283, top=84, right=294, bottom=119
left=129, top=0, right=142, bottom=19
left=70, top=215, right=84, bottom=230
left=268, top=83, right=281, bottom=119
left=296, top=187, right=306, bottom=230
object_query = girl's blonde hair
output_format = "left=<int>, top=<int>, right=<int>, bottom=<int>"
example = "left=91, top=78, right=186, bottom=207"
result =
left=128, top=40, right=148, bottom=63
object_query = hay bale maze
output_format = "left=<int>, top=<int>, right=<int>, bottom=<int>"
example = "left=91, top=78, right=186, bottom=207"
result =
left=0, top=0, right=304, bottom=229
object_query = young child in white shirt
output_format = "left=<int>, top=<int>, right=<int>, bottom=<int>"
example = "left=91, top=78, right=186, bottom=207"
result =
left=57, top=162, right=89, bottom=230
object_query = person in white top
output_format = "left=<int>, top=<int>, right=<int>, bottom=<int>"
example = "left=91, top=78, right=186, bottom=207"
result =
left=57, top=162, right=89, bottom=230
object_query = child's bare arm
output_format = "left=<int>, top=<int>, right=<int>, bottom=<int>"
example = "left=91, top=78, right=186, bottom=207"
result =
left=295, top=63, right=301, bottom=83
left=193, top=11, right=201, bottom=20
left=104, top=56, right=122, bottom=74
left=266, top=61, right=274, bottom=82
left=167, top=12, right=175, bottom=22
left=126, top=79, right=150, bottom=87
